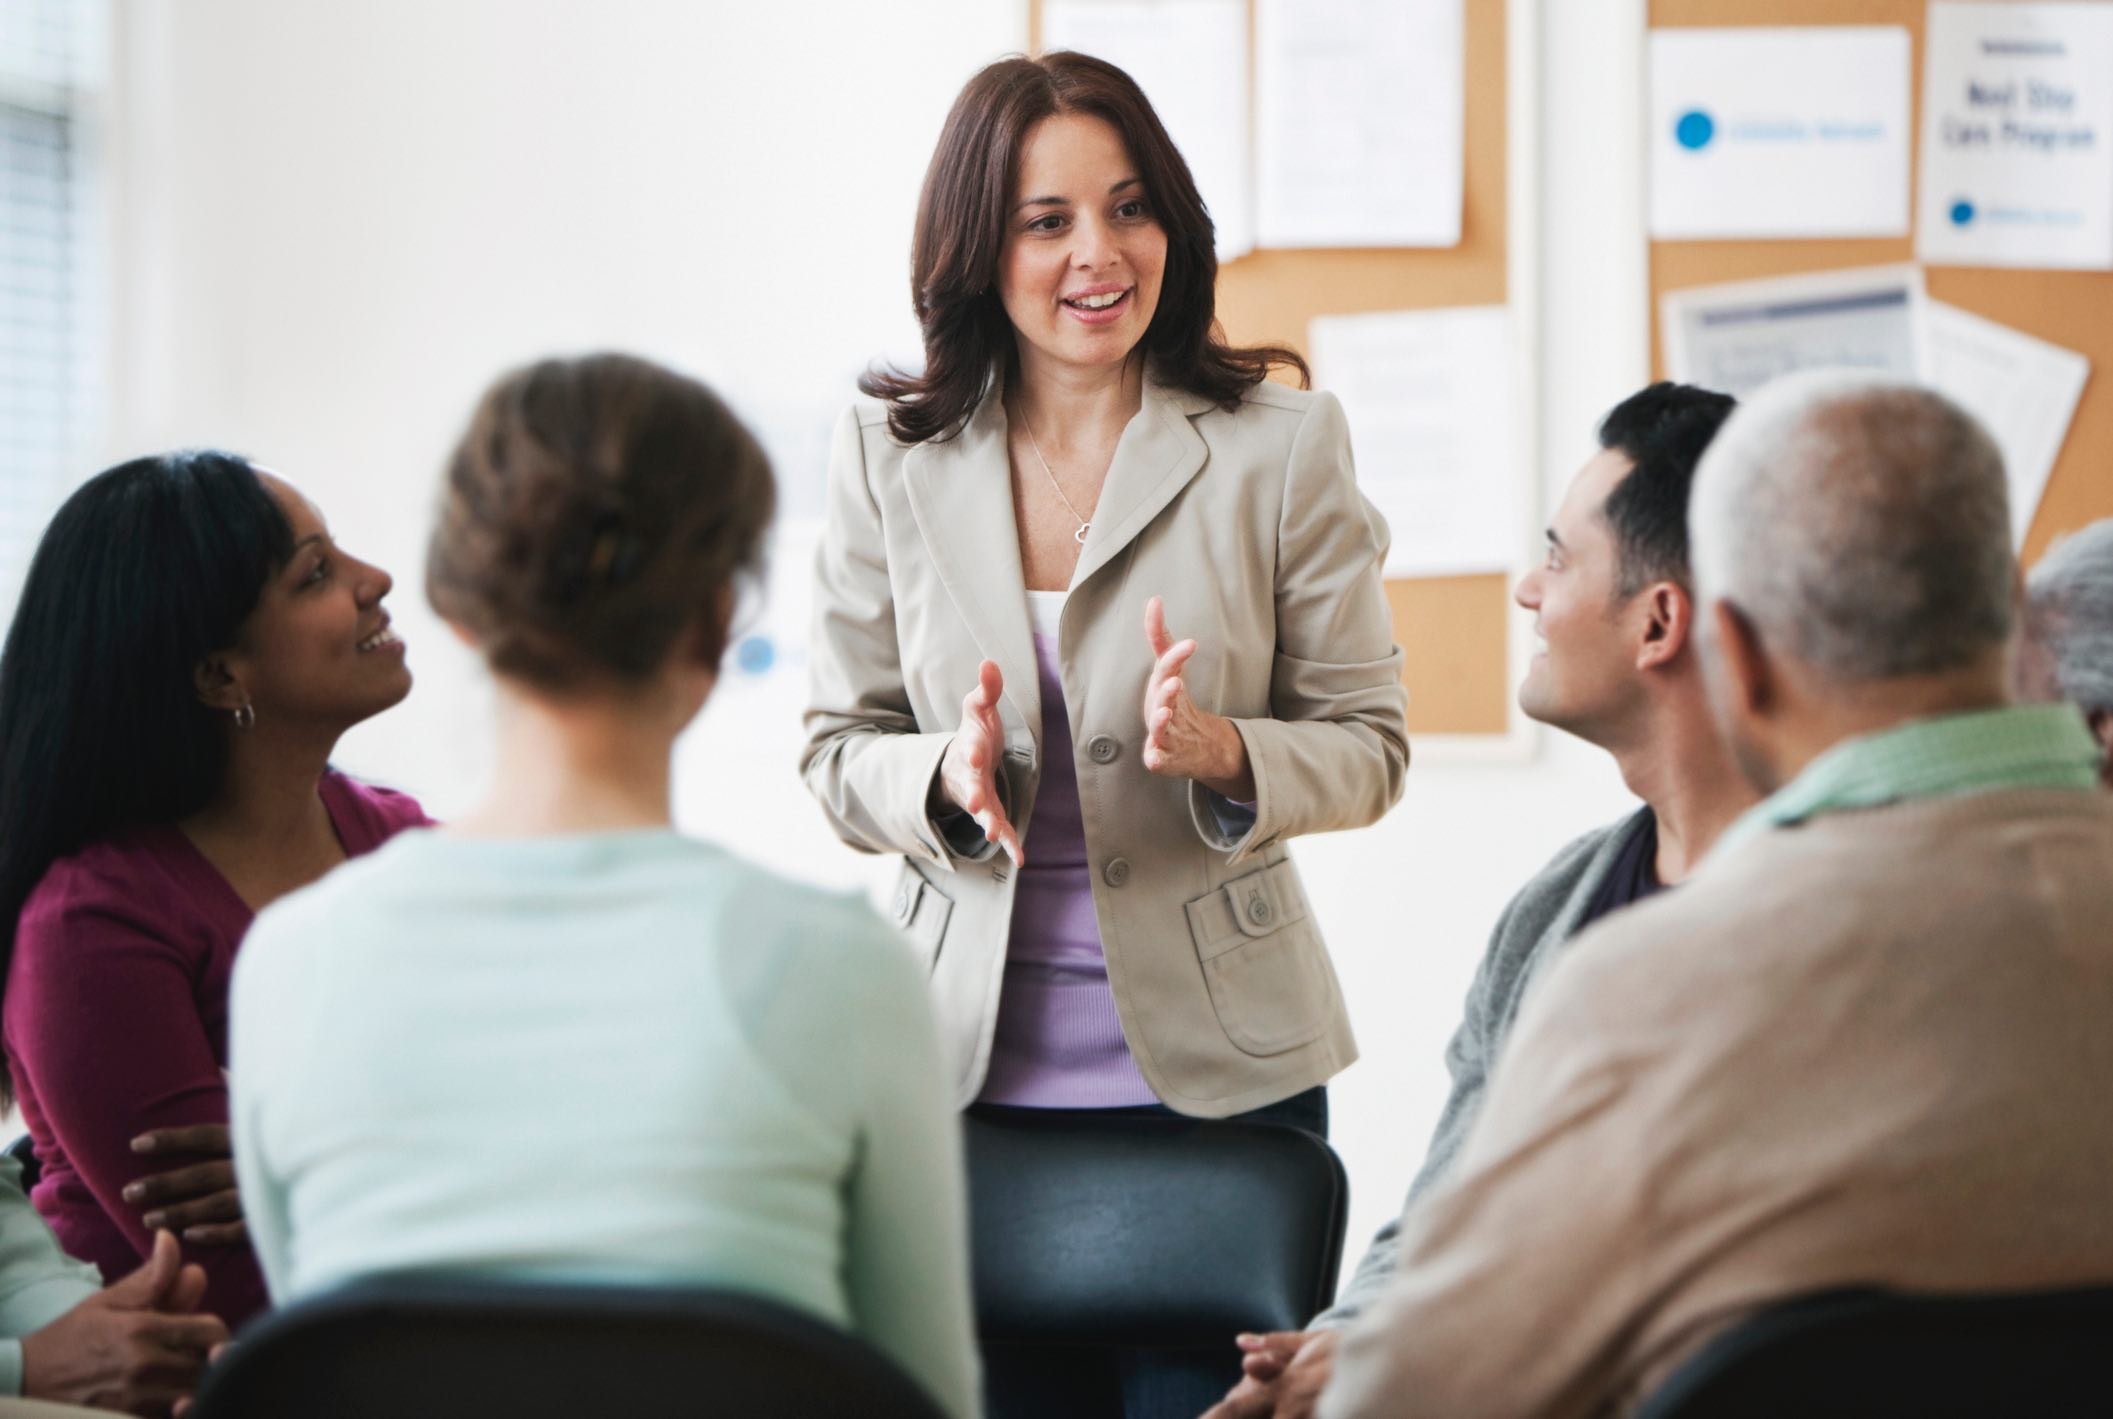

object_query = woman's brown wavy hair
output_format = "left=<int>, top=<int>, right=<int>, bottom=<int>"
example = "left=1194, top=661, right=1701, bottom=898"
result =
left=860, top=51, right=1307, bottom=445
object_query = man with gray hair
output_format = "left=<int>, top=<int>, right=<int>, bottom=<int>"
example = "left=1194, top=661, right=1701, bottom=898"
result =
left=2019, top=517, right=2113, bottom=787
left=1317, top=372, right=2113, bottom=1419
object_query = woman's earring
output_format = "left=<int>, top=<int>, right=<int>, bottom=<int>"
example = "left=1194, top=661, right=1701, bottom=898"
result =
left=233, top=702, right=256, bottom=731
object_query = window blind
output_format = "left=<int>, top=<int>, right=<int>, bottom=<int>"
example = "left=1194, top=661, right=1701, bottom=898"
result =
left=0, top=0, right=99, bottom=614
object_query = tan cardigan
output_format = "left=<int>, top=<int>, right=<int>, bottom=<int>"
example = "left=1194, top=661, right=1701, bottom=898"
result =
left=802, top=377, right=1408, bottom=1117
left=1323, top=788, right=2113, bottom=1419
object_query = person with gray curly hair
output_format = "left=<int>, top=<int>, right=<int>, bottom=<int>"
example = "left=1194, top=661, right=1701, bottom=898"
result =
left=1318, top=371, right=2113, bottom=1419
left=2020, top=517, right=2113, bottom=787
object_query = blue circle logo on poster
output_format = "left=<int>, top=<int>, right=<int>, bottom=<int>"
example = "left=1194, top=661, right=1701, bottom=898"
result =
left=1675, top=110, right=1716, bottom=150
left=735, top=635, right=776, bottom=675
left=1949, top=199, right=1976, bottom=227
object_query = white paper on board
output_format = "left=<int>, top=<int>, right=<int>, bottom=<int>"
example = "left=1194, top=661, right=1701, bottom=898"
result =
left=1043, top=0, right=1255, bottom=261
left=1917, top=2, right=2113, bottom=270
left=1647, top=26, right=1911, bottom=240
left=723, top=518, right=821, bottom=689
left=1922, top=302, right=2091, bottom=546
left=1661, top=265, right=1926, bottom=398
left=1255, top=0, right=1463, bottom=249
left=1309, top=306, right=1519, bottom=578
left=711, top=384, right=852, bottom=680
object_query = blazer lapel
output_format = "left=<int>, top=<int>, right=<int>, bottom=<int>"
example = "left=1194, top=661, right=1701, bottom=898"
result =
left=903, top=391, right=1042, bottom=743
left=1071, top=378, right=1212, bottom=591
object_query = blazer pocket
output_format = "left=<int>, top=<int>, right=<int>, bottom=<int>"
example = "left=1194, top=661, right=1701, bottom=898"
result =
left=889, top=863, right=955, bottom=974
left=1183, top=861, right=1328, bottom=1057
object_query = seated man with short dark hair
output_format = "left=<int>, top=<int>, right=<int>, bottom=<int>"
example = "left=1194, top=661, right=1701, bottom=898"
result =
left=1207, top=381, right=1753, bottom=1419
left=1318, top=373, right=2113, bottom=1419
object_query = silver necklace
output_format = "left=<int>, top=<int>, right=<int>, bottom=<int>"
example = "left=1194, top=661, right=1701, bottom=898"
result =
left=1014, top=403, right=1094, bottom=545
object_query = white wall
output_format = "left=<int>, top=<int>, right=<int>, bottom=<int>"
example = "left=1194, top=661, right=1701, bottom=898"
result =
left=102, top=0, right=1649, bottom=1291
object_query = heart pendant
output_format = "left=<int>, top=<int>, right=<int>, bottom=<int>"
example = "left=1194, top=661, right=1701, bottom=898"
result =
left=1073, top=523, right=1091, bottom=545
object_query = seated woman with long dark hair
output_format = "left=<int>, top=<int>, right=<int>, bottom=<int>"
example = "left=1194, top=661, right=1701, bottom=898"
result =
left=0, top=452, right=426, bottom=1327
left=227, top=354, right=979, bottom=1419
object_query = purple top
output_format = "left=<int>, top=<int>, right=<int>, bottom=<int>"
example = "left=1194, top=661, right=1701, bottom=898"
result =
left=977, top=593, right=1158, bottom=1108
left=3, top=771, right=430, bottom=1325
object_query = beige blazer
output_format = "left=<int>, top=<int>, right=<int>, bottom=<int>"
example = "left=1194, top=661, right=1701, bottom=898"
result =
left=801, top=375, right=1409, bottom=1117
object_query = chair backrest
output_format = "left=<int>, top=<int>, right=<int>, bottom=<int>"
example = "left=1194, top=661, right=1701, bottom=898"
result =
left=965, top=1111, right=1348, bottom=1348
left=2, top=1134, right=37, bottom=1192
left=187, top=1275, right=950, bottom=1419
left=1634, top=1284, right=2113, bottom=1419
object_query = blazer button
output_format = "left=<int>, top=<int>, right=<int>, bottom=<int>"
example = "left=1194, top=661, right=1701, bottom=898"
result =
left=1247, top=893, right=1273, bottom=926
left=1103, top=857, right=1133, bottom=888
left=894, top=888, right=913, bottom=924
left=1087, top=734, right=1120, bottom=765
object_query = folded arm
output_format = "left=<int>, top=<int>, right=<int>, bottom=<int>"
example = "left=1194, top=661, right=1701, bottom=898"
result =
left=8, top=902, right=267, bottom=1324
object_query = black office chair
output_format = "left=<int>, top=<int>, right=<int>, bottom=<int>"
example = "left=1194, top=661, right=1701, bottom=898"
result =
left=1634, top=1284, right=2113, bottom=1419
left=187, top=1274, right=950, bottom=1419
left=3, top=1133, right=38, bottom=1192
left=965, top=1110, right=1349, bottom=1352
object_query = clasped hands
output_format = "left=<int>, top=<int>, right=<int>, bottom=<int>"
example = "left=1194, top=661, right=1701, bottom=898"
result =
left=935, top=596, right=1254, bottom=866
left=26, top=1121, right=238, bottom=1417
left=20, top=1230, right=228, bottom=1417
left=18, top=1124, right=246, bottom=1414
left=1200, top=1328, right=1339, bottom=1419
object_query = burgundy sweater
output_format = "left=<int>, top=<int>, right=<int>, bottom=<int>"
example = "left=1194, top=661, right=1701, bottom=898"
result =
left=3, top=772, right=428, bottom=1326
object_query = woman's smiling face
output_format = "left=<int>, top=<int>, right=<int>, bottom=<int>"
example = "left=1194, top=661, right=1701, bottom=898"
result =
left=220, top=473, right=412, bottom=733
left=997, top=111, right=1168, bottom=385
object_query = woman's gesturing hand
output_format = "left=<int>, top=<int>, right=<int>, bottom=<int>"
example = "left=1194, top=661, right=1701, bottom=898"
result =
left=1141, top=597, right=1256, bottom=801
left=936, top=660, right=1025, bottom=867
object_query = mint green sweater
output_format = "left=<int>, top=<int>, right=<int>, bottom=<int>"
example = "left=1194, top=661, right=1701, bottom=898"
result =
left=230, top=830, right=979, bottom=1419
left=0, top=1157, right=101, bottom=1396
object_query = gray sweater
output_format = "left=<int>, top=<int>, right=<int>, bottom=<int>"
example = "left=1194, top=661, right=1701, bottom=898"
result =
left=1315, top=807, right=1654, bottom=1327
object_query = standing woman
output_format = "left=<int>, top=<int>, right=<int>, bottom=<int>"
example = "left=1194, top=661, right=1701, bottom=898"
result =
left=0, top=452, right=425, bottom=1327
left=802, top=51, right=1409, bottom=1416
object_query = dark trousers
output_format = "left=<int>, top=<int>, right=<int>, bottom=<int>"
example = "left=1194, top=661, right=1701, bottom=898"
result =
left=971, top=1086, right=1329, bottom=1419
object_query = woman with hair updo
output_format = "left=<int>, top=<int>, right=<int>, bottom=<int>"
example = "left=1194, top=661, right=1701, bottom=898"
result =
left=0, top=452, right=425, bottom=1329
left=802, top=50, right=1409, bottom=1417
left=228, top=353, right=979, bottom=1419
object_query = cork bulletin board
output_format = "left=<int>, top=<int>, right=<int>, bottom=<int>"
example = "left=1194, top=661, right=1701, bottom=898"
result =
left=1650, top=0, right=2113, bottom=566
left=1029, top=0, right=1533, bottom=740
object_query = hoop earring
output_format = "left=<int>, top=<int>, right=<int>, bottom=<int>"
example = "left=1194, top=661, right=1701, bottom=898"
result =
left=233, top=702, right=256, bottom=731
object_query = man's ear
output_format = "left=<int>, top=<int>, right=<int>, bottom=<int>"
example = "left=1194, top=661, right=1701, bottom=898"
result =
left=1636, top=580, right=1694, bottom=672
left=1709, top=598, right=1773, bottom=720
left=192, top=656, right=247, bottom=713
